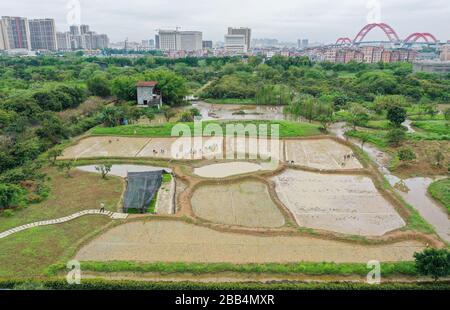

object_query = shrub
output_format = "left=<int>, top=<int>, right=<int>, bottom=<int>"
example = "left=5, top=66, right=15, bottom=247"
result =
left=386, top=128, right=406, bottom=147
left=414, top=249, right=450, bottom=281
left=398, top=148, right=416, bottom=162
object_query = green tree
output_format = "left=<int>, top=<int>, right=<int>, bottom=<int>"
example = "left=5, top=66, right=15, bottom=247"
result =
left=47, top=147, right=63, bottom=166
left=161, top=105, right=176, bottom=122
left=386, top=128, right=406, bottom=147
left=143, top=69, right=188, bottom=106
left=387, top=106, right=407, bottom=127
left=57, top=161, right=74, bottom=178
left=95, top=163, right=113, bottom=179
left=414, top=248, right=450, bottom=281
left=87, top=75, right=111, bottom=97
left=100, top=106, right=123, bottom=127
left=111, top=76, right=137, bottom=101
left=0, top=183, right=26, bottom=210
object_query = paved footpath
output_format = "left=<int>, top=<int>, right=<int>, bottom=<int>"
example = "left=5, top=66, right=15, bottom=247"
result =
left=0, top=210, right=128, bottom=240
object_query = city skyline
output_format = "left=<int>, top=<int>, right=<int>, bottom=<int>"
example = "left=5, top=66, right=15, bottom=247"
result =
left=0, top=0, right=449, bottom=43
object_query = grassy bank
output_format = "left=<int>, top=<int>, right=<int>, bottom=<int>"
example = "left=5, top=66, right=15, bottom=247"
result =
left=46, top=261, right=418, bottom=277
left=90, top=120, right=322, bottom=138
left=1, top=278, right=449, bottom=290
left=0, top=168, right=124, bottom=277
left=428, top=178, right=450, bottom=213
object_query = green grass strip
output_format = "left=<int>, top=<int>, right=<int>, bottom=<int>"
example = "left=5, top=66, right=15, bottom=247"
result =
left=45, top=261, right=418, bottom=277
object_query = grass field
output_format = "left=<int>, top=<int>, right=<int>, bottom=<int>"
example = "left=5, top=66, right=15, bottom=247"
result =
left=90, top=120, right=322, bottom=138
left=0, top=168, right=124, bottom=277
left=428, top=178, right=450, bottom=213
left=412, top=120, right=449, bottom=135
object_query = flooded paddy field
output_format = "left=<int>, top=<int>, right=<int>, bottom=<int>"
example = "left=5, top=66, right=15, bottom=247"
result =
left=272, top=170, right=405, bottom=236
left=193, top=101, right=287, bottom=121
left=194, top=162, right=265, bottom=178
left=191, top=181, right=285, bottom=228
left=285, top=139, right=363, bottom=170
left=75, top=221, right=424, bottom=263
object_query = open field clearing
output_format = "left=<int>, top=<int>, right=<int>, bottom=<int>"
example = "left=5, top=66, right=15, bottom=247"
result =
left=194, top=162, right=265, bottom=178
left=0, top=168, right=123, bottom=277
left=272, top=170, right=405, bottom=236
left=285, top=139, right=363, bottom=170
left=191, top=181, right=285, bottom=228
left=75, top=221, right=425, bottom=263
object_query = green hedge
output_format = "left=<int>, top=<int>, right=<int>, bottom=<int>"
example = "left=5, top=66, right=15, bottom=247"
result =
left=0, top=278, right=449, bottom=290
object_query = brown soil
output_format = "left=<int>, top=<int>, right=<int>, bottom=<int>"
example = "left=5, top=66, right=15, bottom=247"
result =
left=392, top=140, right=449, bottom=178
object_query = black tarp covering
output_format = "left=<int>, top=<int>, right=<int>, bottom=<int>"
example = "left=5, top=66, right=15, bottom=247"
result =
left=123, top=170, right=163, bottom=213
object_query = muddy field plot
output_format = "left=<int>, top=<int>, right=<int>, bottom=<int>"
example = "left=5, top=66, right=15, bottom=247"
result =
left=61, top=136, right=151, bottom=159
left=272, top=170, right=405, bottom=236
left=191, top=181, right=285, bottom=228
left=285, top=139, right=362, bottom=170
left=62, top=136, right=224, bottom=160
left=75, top=221, right=424, bottom=263
left=194, top=162, right=264, bottom=178
left=138, top=137, right=224, bottom=160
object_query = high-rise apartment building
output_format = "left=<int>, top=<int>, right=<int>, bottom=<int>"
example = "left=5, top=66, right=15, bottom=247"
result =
left=56, top=32, right=71, bottom=51
left=80, top=24, right=90, bottom=35
left=1, top=16, right=31, bottom=50
left=29, top=18, right=57, bottom=51
left=69, top=25, right=80, bottom=36
left=156, top=29, right=203, bottom=51
left=224, top=34, right=247, bottom=54
left=227, top=27, right=251, bottom=51
left=0, top=19, right=8, bottom=50
left=297, top=38, right=309, bottom=49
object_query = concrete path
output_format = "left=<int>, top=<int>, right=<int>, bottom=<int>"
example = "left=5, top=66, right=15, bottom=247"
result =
left=0, top=210, right=128, bottom=240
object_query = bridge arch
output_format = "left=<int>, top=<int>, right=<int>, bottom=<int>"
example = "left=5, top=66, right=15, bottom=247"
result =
left=404, top=32, right=438, bottom=44
left=335, top=37, right=352, bottom=45
left=353, top=23, right=400, bottom=43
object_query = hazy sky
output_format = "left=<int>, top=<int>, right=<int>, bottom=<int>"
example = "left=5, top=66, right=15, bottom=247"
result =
left=1, top=0, right=449, bottom=43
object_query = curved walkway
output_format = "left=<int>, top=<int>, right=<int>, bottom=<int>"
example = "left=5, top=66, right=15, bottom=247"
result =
left=0, top=210, right=128, bottom=240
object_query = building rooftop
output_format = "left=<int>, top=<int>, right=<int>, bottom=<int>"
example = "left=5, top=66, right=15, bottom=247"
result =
left=136, top=81, right=158, bottom=87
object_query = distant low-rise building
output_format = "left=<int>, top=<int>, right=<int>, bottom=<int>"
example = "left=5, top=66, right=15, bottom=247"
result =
left=440, top=45, right=450, bottom=61
left=202, top=40, right=213, bottom=49
left=157, top=29, right=203, bottom=51
left=224, top=34, right=247, bottom=54
left=413, top=61, right=450, bottom=74
left=136, top=81, right=162, bottom=109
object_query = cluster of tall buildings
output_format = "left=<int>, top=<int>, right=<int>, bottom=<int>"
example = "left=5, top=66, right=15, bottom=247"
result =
left=0, top=16, right=109, bottom=52
left=57, top=24, right=109, bottom=51
left=308, top=46, right=418, bottom=64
